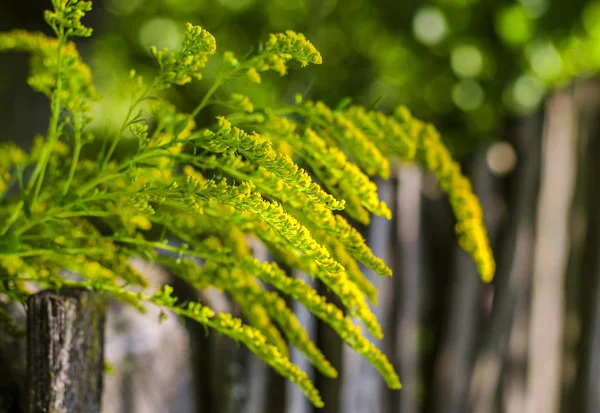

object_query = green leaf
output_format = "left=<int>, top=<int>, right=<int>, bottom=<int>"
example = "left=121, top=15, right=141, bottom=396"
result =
left=15, top=165, right=32, bottom=217
left=60, top=192, right=81, bottom=207
left=174, top=117, right=190, bottom=138
left=335, top=96, right=353, bottom=111
left=0, top=232, right=19, bottom=254
left=367, top=94, right=385, bottom=111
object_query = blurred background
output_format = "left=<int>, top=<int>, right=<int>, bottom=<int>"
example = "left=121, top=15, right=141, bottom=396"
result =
left=1, top=0, right=600, bottom=412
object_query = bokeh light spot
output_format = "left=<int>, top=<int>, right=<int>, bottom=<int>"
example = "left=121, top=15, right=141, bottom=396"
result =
left=451, top=44, right=484, bottom=78
left=413, top=7, right=448, bottom=46
left=164, top=0, right=207, bottom=13
left=487, top=141, right=517, bottom=176
left=106, top=0, right=144, bottom=16
left=518, top=0, right=549, bottom=18
left=510, top=74, right=546, bottom=113
left=527, top=41, right=563, bottom=81
left=583, top=1, right=600, bottom=39
left=452, top=80, right=485, bottom=111
left=139, top=18, right=184, bottom=54
left=496, top=5, right=534, bottom=46
left=218, top=0, right=256, bottom=12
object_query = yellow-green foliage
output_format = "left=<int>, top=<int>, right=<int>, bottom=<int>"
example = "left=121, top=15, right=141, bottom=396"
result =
left=0, top=0, right=495, bottom=407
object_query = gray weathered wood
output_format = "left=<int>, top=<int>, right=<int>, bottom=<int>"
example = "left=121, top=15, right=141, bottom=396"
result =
left=285, top=271, right=316, bottom=413
left=0, top=300, right=26, bottom=413
left=340, top=175, right=396, bottom=413
left=563, top=80, right=600, bottom=413
left=468, top=114, right=542, bottom=413
left=431, top=154, right=491, bottom=413
left=393, top=166, right=423, bottom=413
left=525, top=90, right=577, bottom=413
left=27, top=288, right=106, bottom=413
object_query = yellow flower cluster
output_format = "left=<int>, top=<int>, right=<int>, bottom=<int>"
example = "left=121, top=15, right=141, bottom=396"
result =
left=205, top=262, right=337, bottom=377
left=152, top=23, right=216, bottom=89
left=208, top=311, right=323, bottom=407
left=290, top=99, right=494, bottom=282
left=302, top=100, right=390, bottom=178
left=44, top=0, right=93, bottom=38
left=204, top=262, right=289, bottom=357
left=214, top=158, right=391, bottom=280
left=214, top=160, right=392, bottom=284
left=229, top=93, right=254, bottom=113
left=236, top=210, right=382, bottom=337
left=0, top=30, right=98, bottom=112
left=149, top=100, right=195, bottom=142
left=345, top=105, right=418, bottom=162
left=184, top=178, right=344, bottom=274
left=419, top=125, right=495, bottom=282
left=222, top=51, right=239, bottom=68
left=201, top=117, right=344, bottom=211
left=254, top=287, right=337, bottom=377
left=265, top=31, right=322, bottom=66
left=261, top=115, right=390, bottom=223
left=238, top=256, right=400, bottom=389
left=0, top=143, right=27, bottom=193
left=243, top=30, right=322, bottom=82
left=329, top=239, right=378, bottom=304
left=147, top=285, right=323, bottom=407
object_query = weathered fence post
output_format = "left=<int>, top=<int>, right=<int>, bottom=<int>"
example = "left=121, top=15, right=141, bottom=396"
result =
left=27, top=288, right=106, bottom=413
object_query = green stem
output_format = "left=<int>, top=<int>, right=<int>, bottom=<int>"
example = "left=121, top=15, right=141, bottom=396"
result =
left=55, top=210, right=116, bottom=219
left=0, top=201, right=23, bottom=236
left=107, top=236, right=226, bottom=262
left=29, top=31, right=66, bottom=204
left=191, top=76, right=224, bottom=118
left=77, top=149, right=165, bottom=195
left=10, top=131, right=174, bottom=237
left=0, top=247, right=111, bottom=259
left=14, top=190, right=141, bottom=235
left=101, top=101, right=135, bottom=170
left=62, top=116, right=83, bottom=196
left=74, top=172, right=127, bottom=196
left=101, top=82, right=153, bottom=170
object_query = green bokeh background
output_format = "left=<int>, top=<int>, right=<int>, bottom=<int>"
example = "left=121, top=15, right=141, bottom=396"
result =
left=85, top=0, right=600, bottom=154
left=2, top=0, right=600, bottom=155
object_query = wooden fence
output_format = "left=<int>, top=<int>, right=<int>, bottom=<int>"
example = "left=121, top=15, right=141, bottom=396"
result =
left=1, top=82, right=600, bottom=413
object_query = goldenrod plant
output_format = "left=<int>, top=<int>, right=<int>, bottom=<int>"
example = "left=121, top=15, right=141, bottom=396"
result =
left=0, top=0, right=495, bottom=407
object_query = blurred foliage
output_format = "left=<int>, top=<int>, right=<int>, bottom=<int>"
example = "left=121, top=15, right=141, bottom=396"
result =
left=77, top=0, right=600, bottom=154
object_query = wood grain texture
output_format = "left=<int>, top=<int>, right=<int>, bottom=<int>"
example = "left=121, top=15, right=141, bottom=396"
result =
left=27, top=288, right=106, bottom=413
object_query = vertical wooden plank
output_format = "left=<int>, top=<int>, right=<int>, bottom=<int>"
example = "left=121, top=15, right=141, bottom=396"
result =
left=562, top=80, right=600, bottom=413
left=236, top=240, right=270, bottom=413
left=0, top=300, right=26, bottom=413
left=577, top=84, right=600, bottom=413
left=27, top=288, right=106, bottom=413
left=263, top=351, right=286, bottom=413
left=391, top=166, right=423, bottom=413
left=314, top=284, right=343, bottom=413
left=103, top=259, right=194, bottom=413
left=419, top=163, right=459, bottom=413
left=525, top=90, right=577, bottom=413
left=468, top=115, right=542, bottom=413
left=235, top=346, right=268, bottom=413
left=339, top=176, right=395, bottom=413
left=286, top=271, right=316, bottom=413
left=497, top=115, right=543, bottom=413
left=431, top=153, right=495, bottom=413
left=584, top=255, right=600, bottom=413
left=193, top=288, right=239, bottom=413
